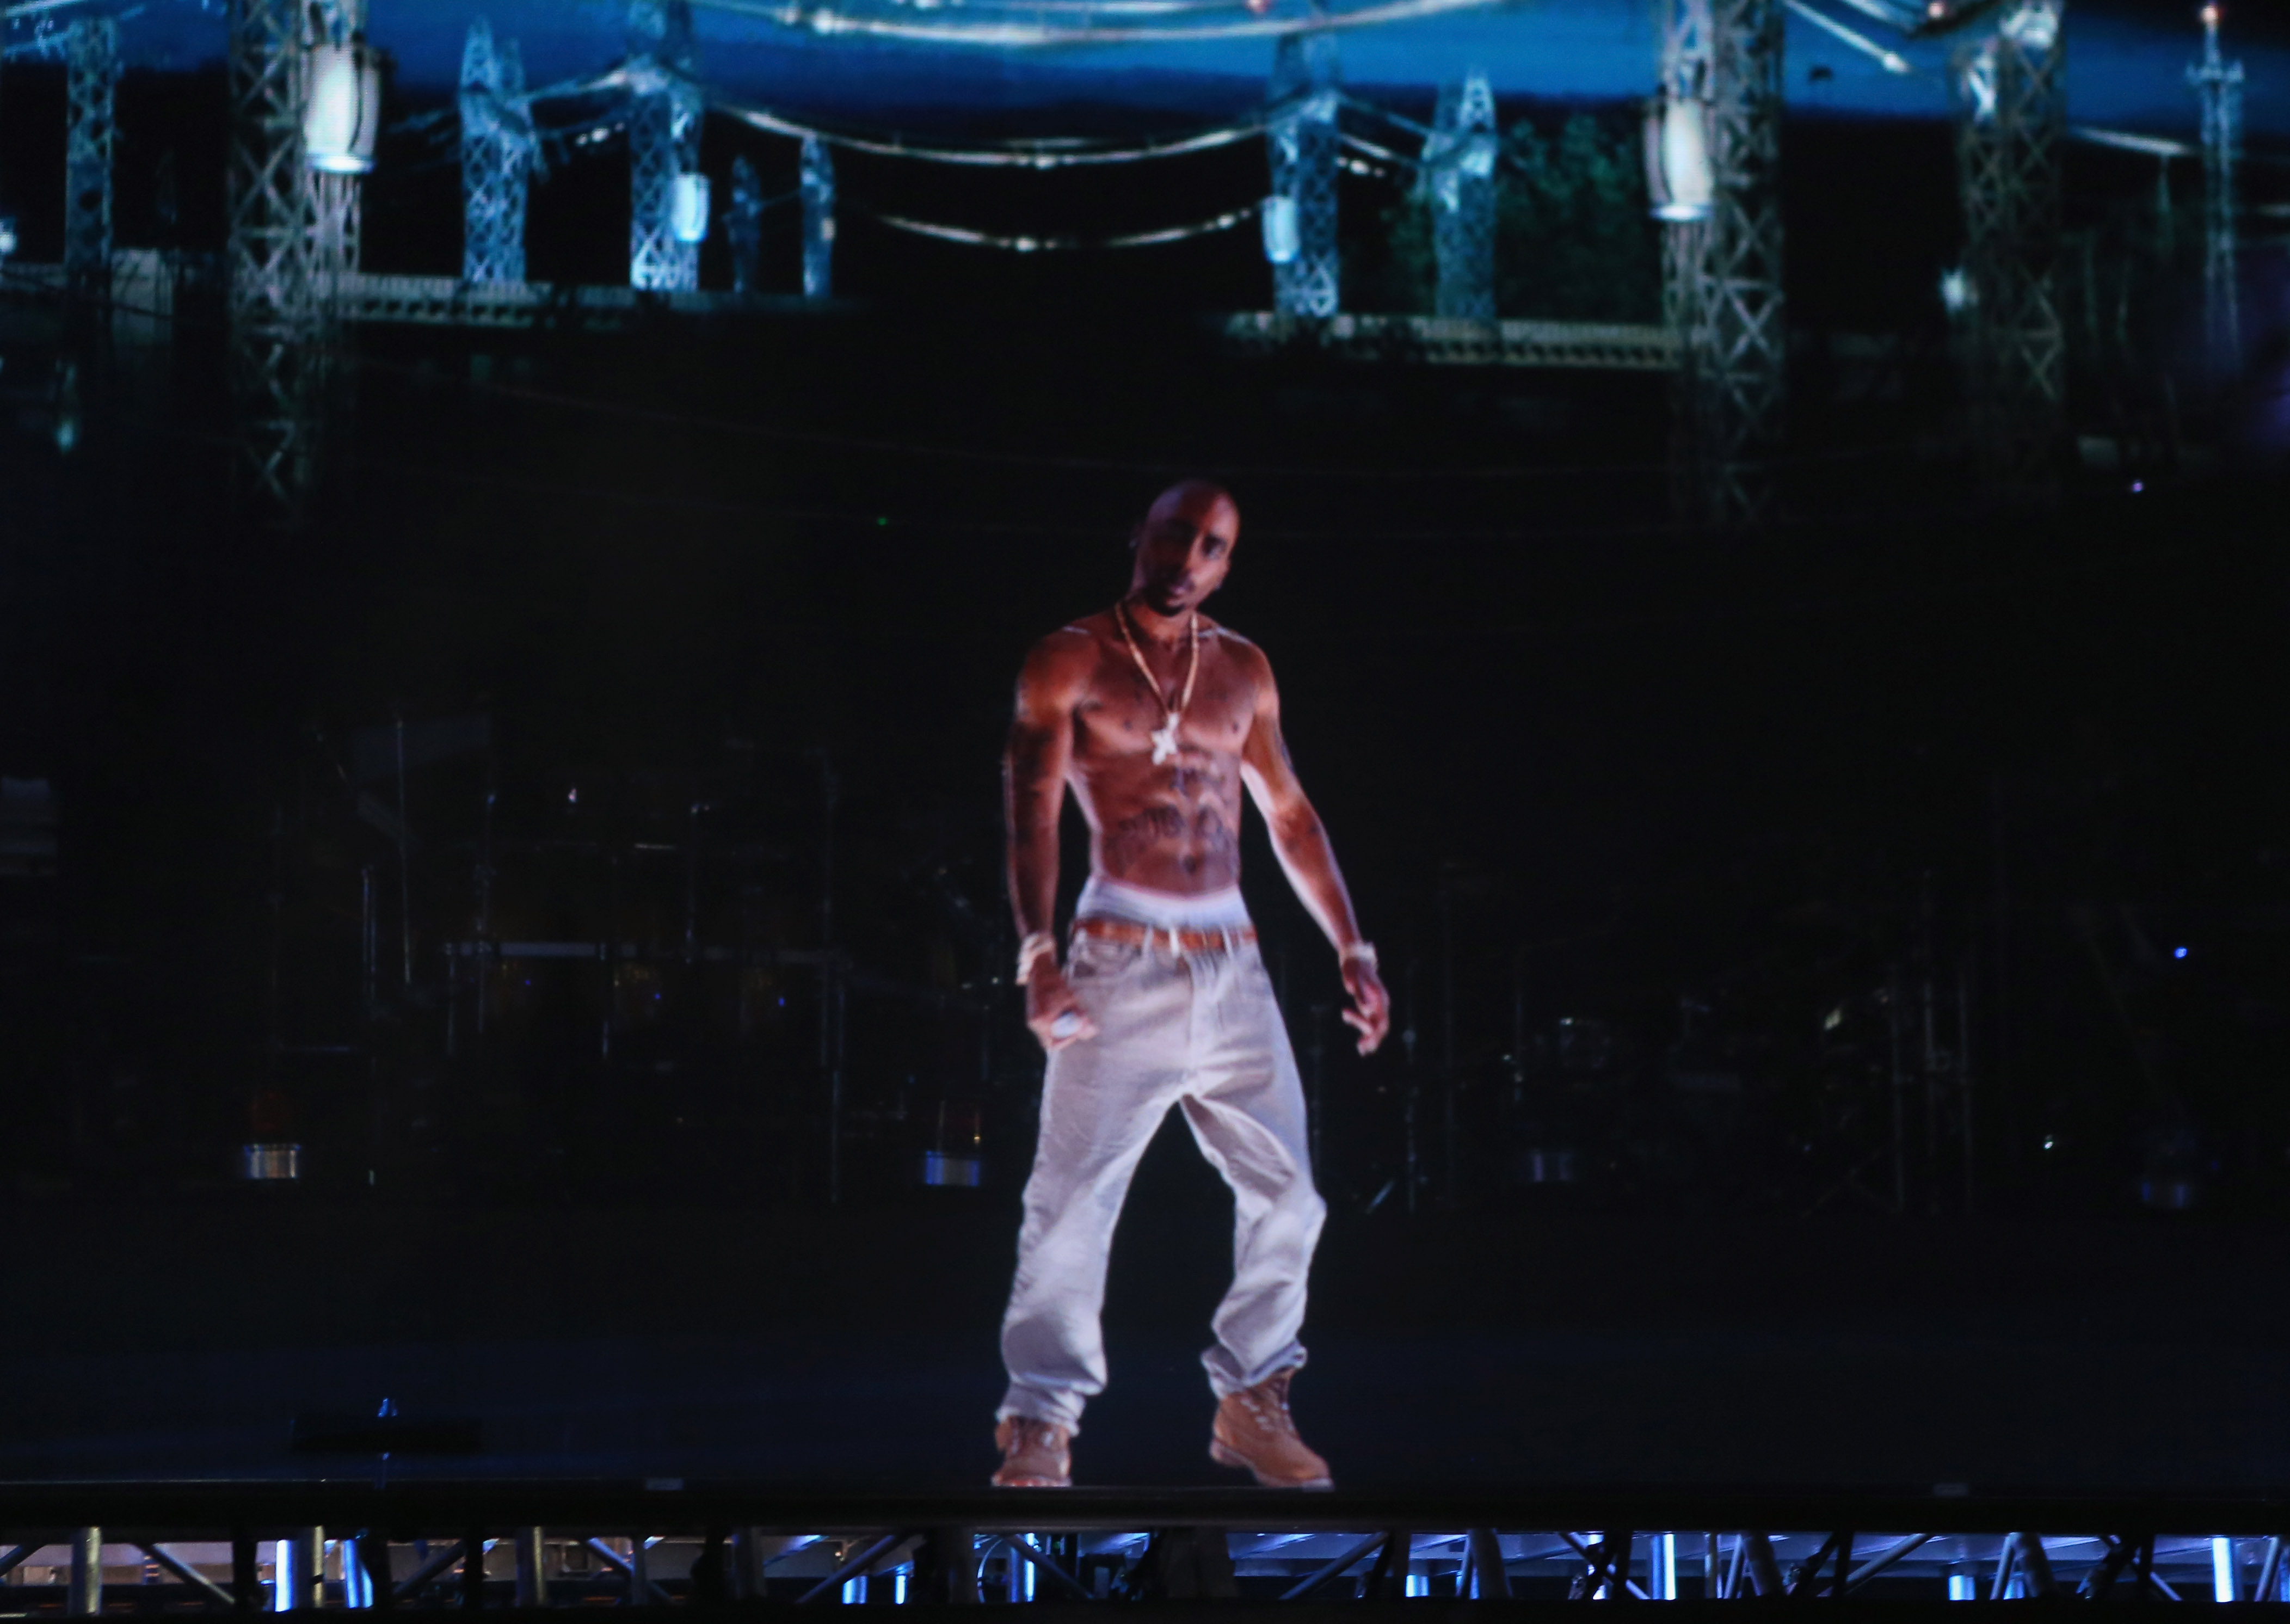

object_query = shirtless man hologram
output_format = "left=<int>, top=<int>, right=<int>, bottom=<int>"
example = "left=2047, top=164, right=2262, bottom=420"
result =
left=993, top=479, right=1390, bottom=1490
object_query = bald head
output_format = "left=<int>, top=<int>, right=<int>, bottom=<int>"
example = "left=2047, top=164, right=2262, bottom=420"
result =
left=1129, top=480, right=1240, bottom=618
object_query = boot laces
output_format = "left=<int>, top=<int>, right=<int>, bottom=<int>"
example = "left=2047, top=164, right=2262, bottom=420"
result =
left=1236, top=1376, right=1297, bottom=1438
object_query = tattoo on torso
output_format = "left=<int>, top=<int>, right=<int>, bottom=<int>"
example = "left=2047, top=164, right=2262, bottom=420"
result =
left=1069, top=624, right=1255, bottom=891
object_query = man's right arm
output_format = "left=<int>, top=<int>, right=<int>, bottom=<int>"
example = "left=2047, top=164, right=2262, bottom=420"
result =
left=1004, top=633, right=1097, bottom=1050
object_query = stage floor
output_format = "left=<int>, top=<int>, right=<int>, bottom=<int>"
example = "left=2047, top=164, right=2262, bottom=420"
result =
left=4, top=1186, right=2286, bottom=1493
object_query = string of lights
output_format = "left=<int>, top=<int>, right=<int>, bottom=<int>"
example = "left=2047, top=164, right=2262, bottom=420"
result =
left=855, top=198, right=1262, bottom=250
left=715, top=100, right=1270, bottom=167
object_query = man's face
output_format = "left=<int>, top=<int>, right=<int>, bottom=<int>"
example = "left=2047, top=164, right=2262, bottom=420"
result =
left=1129, top=487, right=1239, bottom=617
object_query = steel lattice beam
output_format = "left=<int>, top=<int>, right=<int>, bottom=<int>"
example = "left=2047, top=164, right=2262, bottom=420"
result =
left=460, top=17, right=535, bottom=285
left=1267, top=27, right=1340, bottom=318
left=227, top=0, right=324, bottom=510
left=801, top=135, right=834, bottom=299
left=728, top=153, right=764, bottom=294
left=627, top=0, right=701, bottom=292
left=2190, top=5, right=2240, bottom=370
left=1953, top=0, right=2065, bottom=494
left=1661, top=0, right=1786, bottom=531
left=1426, top=73, right=1496, bottom=322
left=64, top=16, right=118, bottom=287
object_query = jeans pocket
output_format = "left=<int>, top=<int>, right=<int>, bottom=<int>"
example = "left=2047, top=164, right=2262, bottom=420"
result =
left=1068, top=936, right=1142, bottom=981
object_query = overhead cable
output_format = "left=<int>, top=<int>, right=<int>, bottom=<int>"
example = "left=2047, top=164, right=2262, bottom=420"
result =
left=1825, top=0, right=1923, bottom=30
left=856, top=198, right=1261, bottom=250
left=1339, top=93, right=1436, bottom=141
left=2069, top=124, right=2197, bottom=160
left=1783, top=0, right=1913, bottom=73
left=716, top=99, right=1267, bottom=167
left=1339, top=130, right=1421, bottom=170
left=688, top=0, right=1505, bottom=48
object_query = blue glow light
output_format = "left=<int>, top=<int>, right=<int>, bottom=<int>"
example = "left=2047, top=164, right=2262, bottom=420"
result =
left=2175, top=945, right=2189, bottom=959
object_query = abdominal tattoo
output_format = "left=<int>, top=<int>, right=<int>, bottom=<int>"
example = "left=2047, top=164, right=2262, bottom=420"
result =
left=1107, top=802, right=1239, bottom=875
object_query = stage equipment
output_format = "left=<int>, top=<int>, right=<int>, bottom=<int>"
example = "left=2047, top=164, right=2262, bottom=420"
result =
left=459, top=18, right=537, bottom=285
left=1645, top=93, right=1715, bottom=222
left=801, top=134, right=834, bottom=298
left=1266, top=25, right=1340, bottom=317
left=239, top=1141, right=300, bottom=1180
left=728, top=155, right=764, bottom=293
left=1952, top=0, right=2065, bottom=496
left=921, top=1099, right=984, bottom=1186
left=2190, top=3, right=2241, bottom=371
left=1424, top=73, right=1496, bottom=322
left=303, top=39, right=381, bottom=173
left=1659, top=0, right=1786, bottom=531
left=63, top=16, right=116, bottom=289
left=672, top=171, right=711, bottom=242
left=627, top=0, right=703, bottom=292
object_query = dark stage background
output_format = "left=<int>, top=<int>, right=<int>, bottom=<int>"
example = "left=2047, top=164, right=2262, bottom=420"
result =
left=1, top=59, right=2288, bottom=1491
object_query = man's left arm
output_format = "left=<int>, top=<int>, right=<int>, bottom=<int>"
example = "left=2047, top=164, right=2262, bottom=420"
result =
left=1239, top=656, right=1390, bottom=1055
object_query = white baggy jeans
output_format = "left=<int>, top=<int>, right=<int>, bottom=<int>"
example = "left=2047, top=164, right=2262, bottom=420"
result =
left=998, top=926, right=1326, bottom=1431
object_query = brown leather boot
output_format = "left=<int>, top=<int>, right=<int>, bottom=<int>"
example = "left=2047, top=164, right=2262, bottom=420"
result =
left=1210, top=1369, right=1333, bottom=1490
left=992, top=1416, right=1073, bottom=1488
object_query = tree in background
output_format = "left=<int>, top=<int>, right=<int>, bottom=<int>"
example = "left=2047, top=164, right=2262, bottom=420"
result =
left=1353, top=107, right=1660, bottom=323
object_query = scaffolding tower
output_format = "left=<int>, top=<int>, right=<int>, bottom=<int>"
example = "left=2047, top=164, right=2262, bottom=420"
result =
left=1426, top=73, right=1497, bottom=322
left=1661, top=0, right=1786, bottom=530
left=63, top=16, right=118, bottom=288
left=460, top=17, right=535, bottom=285
left=1953, top=0, right=2066, bottom=494
left=728, top=153, right=764, bottom=295
left=227, top=0, right=323, bottom=508
left=2190, top=3, right=2241, bottom=371
left=627, top=0, right=701, bottom=292
left=1266, top=27, right=1340, bottom=318
left=801, top=135, right=834, bottom=299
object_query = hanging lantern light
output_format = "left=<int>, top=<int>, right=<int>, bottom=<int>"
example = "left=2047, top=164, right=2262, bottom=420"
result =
left=304, top=38, right=383, bottom=174
left=672, top=173, right=712, bottom=244
left=1261, top=195, right=1300, bottom=265
left=1644, top=93, right=1714, bottom=222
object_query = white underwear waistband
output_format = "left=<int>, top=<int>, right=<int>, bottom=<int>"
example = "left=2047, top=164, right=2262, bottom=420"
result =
left=1076, top=874, right=1252, bottom=932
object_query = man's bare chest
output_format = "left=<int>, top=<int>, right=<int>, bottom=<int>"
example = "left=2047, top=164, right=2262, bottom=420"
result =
left=1073, top=648, right=1254, bottom=762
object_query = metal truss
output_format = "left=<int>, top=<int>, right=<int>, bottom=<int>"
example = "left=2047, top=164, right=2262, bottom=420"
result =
left=227, top=0, right=324, bottom=510
left=1266, top=27, right=1341, bottom=318
left=2190, top=4, right=2241, bottom=371
left=1661, top=0, right=1786, bottom=532
left=1425, top=73, right=1496, bottom=322
left=801, top=134, right=835, bottom=299
left=63, top=16, right=118, bottom=288
left=627, top=0, right=701, bottom=292
left=4, top=1485, right=2290, bottom=1607
left=1222, top=312, right=1675, bottom=371
left=460, top=17, right=537, bottom=285
left=728, top=153, right=764, bottom=294
left=226, top=0, right=367, bottom=513
left=1953, top=0, right=2065, bottom=495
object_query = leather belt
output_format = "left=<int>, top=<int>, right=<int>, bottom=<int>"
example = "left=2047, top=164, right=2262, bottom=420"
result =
left=1074, top=916, right=1257, bottom=955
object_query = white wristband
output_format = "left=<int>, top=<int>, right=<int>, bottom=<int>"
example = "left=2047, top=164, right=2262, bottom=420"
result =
left=1341, top=940, right=1378, bottom=971
left=1017, top=931, right=1058, bottom=984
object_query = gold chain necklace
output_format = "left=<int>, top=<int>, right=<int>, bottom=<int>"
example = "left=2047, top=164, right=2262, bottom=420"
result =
left=1113, top=602, right=1199, bottom=766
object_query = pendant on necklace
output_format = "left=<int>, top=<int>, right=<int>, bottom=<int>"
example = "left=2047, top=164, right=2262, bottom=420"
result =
left=1150, top=716, right=1180, bottom=765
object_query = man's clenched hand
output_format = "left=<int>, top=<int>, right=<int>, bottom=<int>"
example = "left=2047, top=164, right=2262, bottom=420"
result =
left=1341, top=956, right=1389, bottom=1055
left=1025, top=960, right=1100, bottom=1052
